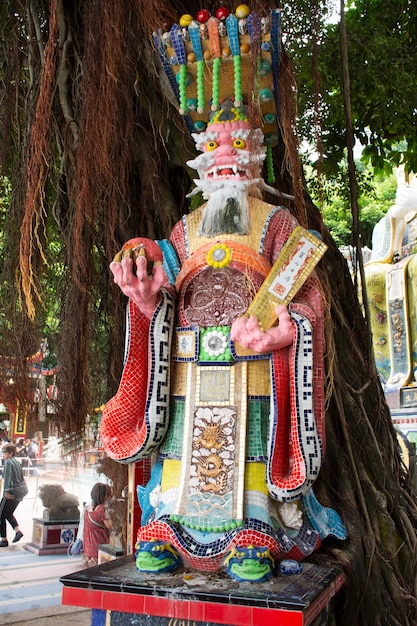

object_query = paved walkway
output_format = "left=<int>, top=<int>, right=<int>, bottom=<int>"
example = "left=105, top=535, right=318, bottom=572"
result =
left=0, top=464, right=106, bottom=625
left=1, top=605, right=91, bottom=625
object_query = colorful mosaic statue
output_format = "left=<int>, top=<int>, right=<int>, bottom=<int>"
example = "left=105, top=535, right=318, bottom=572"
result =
left=364, top=169, right=417, bottom=408
left=100, top=7, right=346, bottom=581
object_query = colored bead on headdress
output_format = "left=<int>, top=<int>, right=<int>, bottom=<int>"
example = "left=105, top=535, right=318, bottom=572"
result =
left=153, top=6, right=281, bottom=182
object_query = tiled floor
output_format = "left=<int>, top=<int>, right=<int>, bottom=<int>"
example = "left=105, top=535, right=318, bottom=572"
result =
left=0, top=605, right=91, bottom=626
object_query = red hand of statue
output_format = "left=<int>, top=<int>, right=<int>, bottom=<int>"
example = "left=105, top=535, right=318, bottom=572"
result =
left=230, top=304, right=293, bottom=353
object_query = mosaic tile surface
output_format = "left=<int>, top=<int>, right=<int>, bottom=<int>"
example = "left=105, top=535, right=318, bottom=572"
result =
left=99, top=36, right=348, bottom=573
left=100, top=199, right=347, bottom=573
left=129, top=202, right=346, bottom=570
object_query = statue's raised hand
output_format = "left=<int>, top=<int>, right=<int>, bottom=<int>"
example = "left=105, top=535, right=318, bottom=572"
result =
left=231, top=304, right=293, bottom=353
left=110, top=238, right=170, bottom=319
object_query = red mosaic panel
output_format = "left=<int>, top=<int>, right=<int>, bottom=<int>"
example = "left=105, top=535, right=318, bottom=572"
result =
left=100, top=301, right=150, bottom=460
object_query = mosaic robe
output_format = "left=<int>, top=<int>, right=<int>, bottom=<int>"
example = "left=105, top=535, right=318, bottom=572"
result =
left=101, top=198, right=346, bottom=571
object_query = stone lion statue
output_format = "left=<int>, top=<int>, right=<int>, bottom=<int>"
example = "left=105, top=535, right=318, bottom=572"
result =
left=38, top=484, right=80, bottom=520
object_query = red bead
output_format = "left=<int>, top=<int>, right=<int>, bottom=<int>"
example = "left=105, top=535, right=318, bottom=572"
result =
left=196, top=9, right=211, bottom=23
left=216, top=6, right=230, bottom=20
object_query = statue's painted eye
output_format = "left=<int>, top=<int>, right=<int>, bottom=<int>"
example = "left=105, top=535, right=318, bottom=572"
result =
left=206, top=141, right=218, bottom=151
left=233, top=138, right=246, bottom=149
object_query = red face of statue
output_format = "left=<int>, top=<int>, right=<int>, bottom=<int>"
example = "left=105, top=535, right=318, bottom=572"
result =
left=200, top=120, right=253, bottom=182
left=187, top=117, right=266, bottom=189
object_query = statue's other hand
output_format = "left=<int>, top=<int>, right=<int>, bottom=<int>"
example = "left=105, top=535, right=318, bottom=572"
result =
left=231, top=304, right=293, bottom=353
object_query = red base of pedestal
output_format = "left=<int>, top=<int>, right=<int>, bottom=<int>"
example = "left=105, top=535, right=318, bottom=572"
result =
left=61, top=556, right=345, bottom=626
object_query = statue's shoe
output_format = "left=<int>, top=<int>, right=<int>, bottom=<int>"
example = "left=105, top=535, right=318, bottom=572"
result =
left=224, top=545, right=275, bottom=582
left=135, top=538, right=181, bottom=573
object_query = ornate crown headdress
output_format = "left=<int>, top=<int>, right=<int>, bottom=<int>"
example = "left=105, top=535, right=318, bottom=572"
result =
left=153, top=5, right=282, bottom=184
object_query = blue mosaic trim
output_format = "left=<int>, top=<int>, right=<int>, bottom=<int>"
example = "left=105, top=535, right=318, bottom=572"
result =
left=226, top=14, right=240, bottom=57
left=198, top=360, right=232, bottom=366
left=153, top=31, right=179, bottom=101
left=301, top=489, right=347, bottom=540
left=270, top=9, right=281, bottom=121
left=156, top=239, right=180, bottom=285
left=170, top=24, right=187, bottom=65
left=189, top=22, right=204, bottom=61
left=144, top=290, right=174, bottom=451
left=153, top=30, right=194, bottom=134
left=158, top=451, right=181, bottom=461
left=248, top=394, right=270, bottom=400
left=258, top=205, right=286, bottom=255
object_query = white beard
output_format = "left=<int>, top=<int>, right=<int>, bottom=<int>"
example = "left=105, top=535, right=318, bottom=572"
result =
left=195, top=180, right=252, bottom=236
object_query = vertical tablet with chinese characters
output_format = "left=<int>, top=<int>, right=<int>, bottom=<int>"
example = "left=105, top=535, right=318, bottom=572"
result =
left=246, top=226, right=327, bottom=330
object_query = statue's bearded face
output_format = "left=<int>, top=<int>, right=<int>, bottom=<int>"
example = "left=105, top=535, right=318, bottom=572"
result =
left=186, top=120, right=266, bottom=237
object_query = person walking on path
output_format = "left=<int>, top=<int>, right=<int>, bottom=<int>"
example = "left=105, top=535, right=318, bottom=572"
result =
left=26, top=437, right=39, bottom=476
left=82, top=482, right=112, bottom=567
left=0, top=443, right=24, bottom=547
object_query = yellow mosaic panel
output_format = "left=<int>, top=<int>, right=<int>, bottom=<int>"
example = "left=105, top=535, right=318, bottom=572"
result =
left=160, top=459, right=182, bottom=493
left=248, top=360, right=270, bottom=396
left=171, top=362, right=188, bottom=396
left=244, top=462, right=269, bottom=494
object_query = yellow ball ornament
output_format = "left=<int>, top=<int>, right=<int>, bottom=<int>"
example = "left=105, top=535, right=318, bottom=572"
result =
left=179, top=14, right=193, bottom=27
left=235, top=4, right=250, bottom=19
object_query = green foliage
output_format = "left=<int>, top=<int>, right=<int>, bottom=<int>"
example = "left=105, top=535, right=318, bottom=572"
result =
left=285, top=0, right=414, bottom=248
left=358, top=174, right=397, bottom=246
left=305, top=159, right=396, bottom=247
left=283, top=0, right=417, bottom=177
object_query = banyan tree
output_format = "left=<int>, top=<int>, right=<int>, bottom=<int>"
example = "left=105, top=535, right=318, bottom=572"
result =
left=0, top=1, right=416, bottom=623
